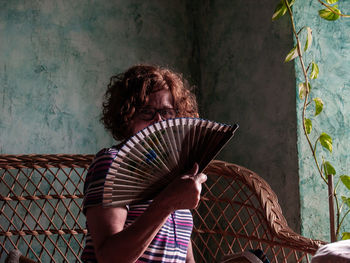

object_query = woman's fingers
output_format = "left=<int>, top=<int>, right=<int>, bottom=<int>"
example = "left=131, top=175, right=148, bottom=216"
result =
left=181, top=163, right=199, bottom=179
left=155, top=163, right=208, bottom=211
left=188, top=163, right=207, bottom=184
left=182, top=163, right=207, bottom=184
left=195, top=173, right=207, bottom=184
left=189, top=163, right=199, bottom=176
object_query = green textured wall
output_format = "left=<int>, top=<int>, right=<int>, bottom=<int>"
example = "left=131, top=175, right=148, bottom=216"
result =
left=0, top=0, right=195, bottom=154
left=0, top=1, right=300, bottom=233
left=195, top=1, right=300, bottom=231
left=293, top=1, right=350, bottom=240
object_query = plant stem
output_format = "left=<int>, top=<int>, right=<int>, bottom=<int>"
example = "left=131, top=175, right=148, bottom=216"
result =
left=334, top=183, right=349, bottom=238
left=284, top=0, right=326, bottom=184
left=328, top=175, right=336, bottom=242
left=338, top=209, right=350, bottom=238
left=333, top=187, right=341, bottom=239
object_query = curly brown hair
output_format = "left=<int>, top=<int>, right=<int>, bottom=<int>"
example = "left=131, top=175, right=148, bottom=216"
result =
left=101, top=64, right=199, bottom=141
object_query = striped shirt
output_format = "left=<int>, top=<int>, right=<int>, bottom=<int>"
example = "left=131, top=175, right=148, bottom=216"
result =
left=81, top=147, right=193, bottom=262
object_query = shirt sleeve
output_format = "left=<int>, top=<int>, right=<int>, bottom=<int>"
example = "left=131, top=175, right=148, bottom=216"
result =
left=82, top=148, right=118, bottom=214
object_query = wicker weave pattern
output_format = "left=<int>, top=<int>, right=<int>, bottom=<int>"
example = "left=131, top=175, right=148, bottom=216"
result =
left=193, top=160, right=325, bottom=262
left=0, top=155, right=93, bottom=263
left=0, top=155, right=324, bottom=262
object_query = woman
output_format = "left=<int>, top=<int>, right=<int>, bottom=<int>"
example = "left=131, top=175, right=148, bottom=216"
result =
left=82, top=64, right=207, bottom=263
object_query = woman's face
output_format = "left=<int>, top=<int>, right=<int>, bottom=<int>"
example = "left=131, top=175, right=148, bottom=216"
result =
left=129, top=89, right=175, bottom=135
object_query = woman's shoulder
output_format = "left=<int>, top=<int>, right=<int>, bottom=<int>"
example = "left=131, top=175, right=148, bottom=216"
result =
left=84, top=145, right=121, bottom=184
left=91, top=144, right=123, bottom=165
left=95, top=144, right=121, bottom=158
left=83, top=145, right=122, bottom=211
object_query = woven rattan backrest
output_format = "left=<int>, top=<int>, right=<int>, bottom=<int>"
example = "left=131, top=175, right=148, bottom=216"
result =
left=193, top=160, right=324, bottom=263
left=1, top=155, right=324, bottom=262
left=0, top=155, right=93, bottom=263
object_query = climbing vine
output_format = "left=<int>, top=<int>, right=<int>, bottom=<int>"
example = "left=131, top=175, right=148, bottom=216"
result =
left=273, top=0, right=350, bottom=241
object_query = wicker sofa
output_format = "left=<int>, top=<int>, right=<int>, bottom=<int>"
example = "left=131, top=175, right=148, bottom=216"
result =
left=0, top=155, right=324, bottom=262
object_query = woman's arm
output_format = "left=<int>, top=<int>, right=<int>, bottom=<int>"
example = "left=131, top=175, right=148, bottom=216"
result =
left=186, top=240, right=196, bottom=263
left=87, top=163, right=206, bottom=263
left=87, top=200, right=171, bottom=263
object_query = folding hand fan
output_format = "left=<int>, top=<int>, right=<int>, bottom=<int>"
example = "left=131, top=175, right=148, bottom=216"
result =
left=103, top=117, right=239, bottom=207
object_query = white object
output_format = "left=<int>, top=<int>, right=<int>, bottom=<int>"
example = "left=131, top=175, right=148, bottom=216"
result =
left=311, top=240, right=350, bottom=263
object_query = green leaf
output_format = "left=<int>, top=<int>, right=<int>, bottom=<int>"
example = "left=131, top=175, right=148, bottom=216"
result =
left=298, top=83, right=307, bottom=99
left=341, top=196, right=350, bottom=208
left=342, top=232, right=350, bottom=240
left=319, top=133, right=333, bottom=153
left=319, top=5, right=341, bottom=21
left=272, top=0, right=287, bottom=21
left=272, top=0, right=295, bottom=21
left=324, top=161, right=336, bottom=176
left=285, top=46, right=299, bottom=62
left=313, top=98, right=324, bottom=116
left=298, top=82, right=311, bottom=100
left=326, top=0, right=338, bottom=4
left=310, top=62, right=319, bottom=79
left=340, top=175, right=350, bottom=190
left=304, top=27, right=313, bottom=51
left=305, top=119, right=312, bottom=134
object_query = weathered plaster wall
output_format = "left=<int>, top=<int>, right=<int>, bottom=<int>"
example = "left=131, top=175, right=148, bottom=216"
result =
left=195, top=1, right=300, bottom=231
left=0, top=0, right=195, bottom=154
left=0, top=1, right=300, bottom=233
left=293, top=1, right=350, bottom=240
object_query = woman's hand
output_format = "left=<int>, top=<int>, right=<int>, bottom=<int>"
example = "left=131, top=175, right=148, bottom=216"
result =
left=154, top=163, right=207, bottom=212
